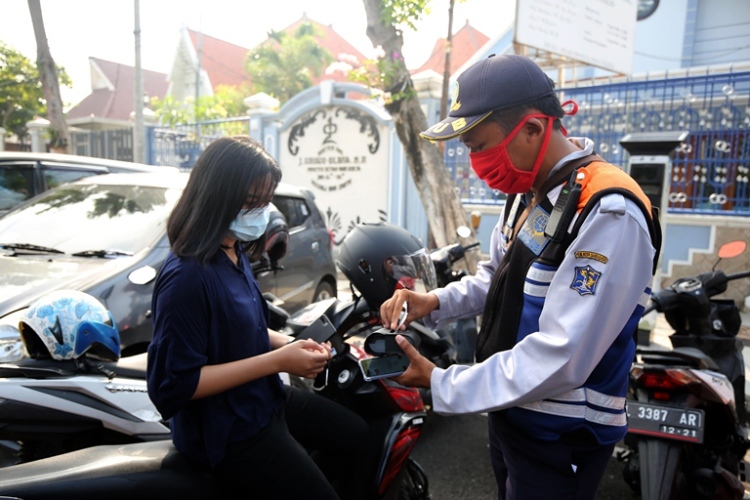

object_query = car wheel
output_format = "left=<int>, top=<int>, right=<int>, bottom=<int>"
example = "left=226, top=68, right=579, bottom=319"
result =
left=313, top=281, right=336, bottom=303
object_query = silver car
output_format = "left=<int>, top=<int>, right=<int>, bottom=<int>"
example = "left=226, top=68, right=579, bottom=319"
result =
left=0, top=152, right=179, bottom=216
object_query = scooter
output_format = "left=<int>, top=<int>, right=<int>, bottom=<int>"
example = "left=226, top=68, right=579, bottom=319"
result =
left=0, top=226, right=430, bottom=497
left=282, top=302, right=430, bottom=498
left=0, top=304, right=430, bottom=499
left=619, top=240, right=750, bottom=500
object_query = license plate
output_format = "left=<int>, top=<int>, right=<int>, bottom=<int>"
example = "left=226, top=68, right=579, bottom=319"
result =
left=626, top=401, right=704, bottom=443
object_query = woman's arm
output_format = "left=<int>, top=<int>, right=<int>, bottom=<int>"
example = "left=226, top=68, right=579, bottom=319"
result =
left=268, top=330, right=293, bottom=350
left=191, top=339, right=330, bottom=399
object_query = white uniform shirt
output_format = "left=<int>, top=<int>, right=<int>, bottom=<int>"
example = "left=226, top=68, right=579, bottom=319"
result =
left=426, top=138, right=655, bottom=415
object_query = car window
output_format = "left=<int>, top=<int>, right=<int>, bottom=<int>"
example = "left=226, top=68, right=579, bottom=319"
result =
left=0, top=166, right=34, bottom=211
left=43, top=168, right=101, bottom=190
left=273, top=195, right=311, bottom=229
left=0, top=182, right=178, bottom=254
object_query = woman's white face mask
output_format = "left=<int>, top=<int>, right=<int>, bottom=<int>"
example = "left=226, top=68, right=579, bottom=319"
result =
left=229, top=205, right=271, bottom=242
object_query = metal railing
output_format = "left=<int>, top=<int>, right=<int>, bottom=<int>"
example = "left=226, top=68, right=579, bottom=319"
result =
left=147, top=117, right=251, bottom=168
left=444, top=70, right=750, bottom=216
left=69, top=129, right=134, bottom=162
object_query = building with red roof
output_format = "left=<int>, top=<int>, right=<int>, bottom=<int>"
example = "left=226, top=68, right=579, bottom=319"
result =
left=65, top=57, right=168, bottom=130
left=65, top=14, right=370, bottom=129
left=64, top=15, right=493, bottom=132
left=410, top=20, right=489, bottom=77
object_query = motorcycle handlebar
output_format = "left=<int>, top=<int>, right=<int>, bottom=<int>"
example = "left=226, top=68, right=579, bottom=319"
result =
left=643, top=268, right=749, bottom=317
left=448, top=241, right=481, bottom=262
left=726, top=270, right=750, bottom=282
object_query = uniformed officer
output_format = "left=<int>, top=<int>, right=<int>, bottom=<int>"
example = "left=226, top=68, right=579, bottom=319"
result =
left=380, top=54, right=660, bottom=500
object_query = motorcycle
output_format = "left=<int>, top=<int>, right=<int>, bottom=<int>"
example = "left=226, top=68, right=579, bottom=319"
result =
left=429, top=223, right=482, bottom=364
left=0, top=300, right=430, bottom=499
left=619, top=240, right=750, bottom=499
left=0, top=220, right=430, bottom=499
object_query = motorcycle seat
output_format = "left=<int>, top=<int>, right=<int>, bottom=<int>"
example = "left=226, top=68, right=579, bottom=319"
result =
left=0, top=440, right=217, bottom=500
left=0, top=355, right=149, bottom=381
left=636, top=346, right=719, bottom=371
left=104, top=352, right=149, bottom=379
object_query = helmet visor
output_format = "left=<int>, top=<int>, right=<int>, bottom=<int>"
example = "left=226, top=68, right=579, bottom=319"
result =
left=383, top=248, right=438, bottom=294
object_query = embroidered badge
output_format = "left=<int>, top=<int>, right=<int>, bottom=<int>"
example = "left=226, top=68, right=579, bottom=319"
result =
left=450, top=82, right=461, bottom=111
left=574, top=251, right=609, bottom=264
left=570, top=265, right=602, bottom=296
left=518, top=205, right=550, bottom=255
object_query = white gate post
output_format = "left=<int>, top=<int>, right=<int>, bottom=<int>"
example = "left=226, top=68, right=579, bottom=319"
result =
left=26, top=117, right=51, bottom=152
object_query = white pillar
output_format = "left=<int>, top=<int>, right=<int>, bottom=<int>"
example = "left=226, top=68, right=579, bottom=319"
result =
left=26, top=117, right=50, bottom=152
left=0, top=127, right=6, bottom=151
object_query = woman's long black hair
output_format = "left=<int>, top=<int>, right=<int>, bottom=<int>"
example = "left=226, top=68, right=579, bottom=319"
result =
left=167, top=136, right=282, bottom=264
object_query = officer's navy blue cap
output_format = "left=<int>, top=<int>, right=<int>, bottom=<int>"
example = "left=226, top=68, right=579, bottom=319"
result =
left=420, top=54, right=556, bottom=141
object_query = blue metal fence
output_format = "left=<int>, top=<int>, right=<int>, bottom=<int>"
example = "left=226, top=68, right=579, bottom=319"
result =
left=147, top=117, right=251, bottom=169
left=444, top=71, right=750, bottom=216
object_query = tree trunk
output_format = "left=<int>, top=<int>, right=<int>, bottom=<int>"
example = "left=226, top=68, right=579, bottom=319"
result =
left=362, top=0, right=479, bottom=272
left=440, top=0, right=455, bottom=121
left=28, top=0, right=69, bottom=153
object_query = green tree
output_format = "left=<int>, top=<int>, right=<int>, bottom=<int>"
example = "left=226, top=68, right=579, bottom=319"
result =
left=150, top=84, right=250, bottom=133
left=245, top=23, right=334, bottom=104
left=0, top=42, right=68, bottom=142
left=358, top=0, right=478, bottom=270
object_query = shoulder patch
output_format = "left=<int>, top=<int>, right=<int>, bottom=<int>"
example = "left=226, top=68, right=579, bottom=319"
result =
left=574, top=251, right=608, bottom=264
left=570, top=265, right=602, bottom=296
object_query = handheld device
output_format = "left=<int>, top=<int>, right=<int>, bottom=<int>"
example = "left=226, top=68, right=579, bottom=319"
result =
left=364, top=327, right=420, bottom=356
left=293, top=314, right=342, bottom=354
left=358, top=353, right=410, bottom=382
left=294, top=314, right=336, bottom=343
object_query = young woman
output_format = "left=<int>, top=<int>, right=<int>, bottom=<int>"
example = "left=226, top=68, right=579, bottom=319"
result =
left=147, top=136, right=372, bottom=499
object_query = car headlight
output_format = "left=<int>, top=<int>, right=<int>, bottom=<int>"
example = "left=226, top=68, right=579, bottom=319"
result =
left=0, top=309, right=29, bottom=363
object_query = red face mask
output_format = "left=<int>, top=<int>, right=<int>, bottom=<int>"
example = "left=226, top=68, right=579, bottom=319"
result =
left=468, top=113, right=554, bottom=194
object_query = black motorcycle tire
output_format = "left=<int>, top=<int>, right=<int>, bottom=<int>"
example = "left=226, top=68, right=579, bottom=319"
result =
left=382, top=457, right=430, bottom=500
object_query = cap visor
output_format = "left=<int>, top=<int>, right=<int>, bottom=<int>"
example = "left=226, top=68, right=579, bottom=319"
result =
left=420, top=111, right=492, bottom=141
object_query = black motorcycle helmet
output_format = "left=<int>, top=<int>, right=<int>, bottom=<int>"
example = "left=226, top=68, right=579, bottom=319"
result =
left=246, top=203, right=289, bottom=268
left=264, top=205, right=290, bottom=267
left=337, top=222, right=438, bottom=310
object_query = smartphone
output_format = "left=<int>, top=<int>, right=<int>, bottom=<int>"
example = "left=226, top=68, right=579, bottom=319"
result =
left=294, top=314, right=336, bottom=343
left=292, top=314, right=343, bottom=354
left=358, top=353, right=410, bottom=382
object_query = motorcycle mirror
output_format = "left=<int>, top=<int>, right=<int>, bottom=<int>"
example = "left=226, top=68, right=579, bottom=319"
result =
left=717, top=240, right=746, bottom=260
left=456, top=225, right=472, bottom=239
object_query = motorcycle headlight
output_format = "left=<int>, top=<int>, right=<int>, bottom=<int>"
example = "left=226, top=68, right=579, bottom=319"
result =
left=0, top=309, right=29, bottom=363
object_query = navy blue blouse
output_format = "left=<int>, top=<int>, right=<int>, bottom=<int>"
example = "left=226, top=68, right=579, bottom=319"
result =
left=147, top=248, right=285, bottom=467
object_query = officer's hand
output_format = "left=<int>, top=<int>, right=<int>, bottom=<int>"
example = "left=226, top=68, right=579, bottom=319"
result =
left=392, top=334, right=435, bottom=388
left=380, top=289, right=439, bottom=330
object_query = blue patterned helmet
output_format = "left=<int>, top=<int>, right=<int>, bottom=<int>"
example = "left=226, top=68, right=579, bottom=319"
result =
left=19, top=290, right=121, bottom=361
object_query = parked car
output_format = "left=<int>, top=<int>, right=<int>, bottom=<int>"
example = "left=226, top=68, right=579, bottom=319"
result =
left=263, top=182, right=338, bottom=310
left=0, top=171, right=337, bottom=358
left=0, top=152, right=178, bottom=216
